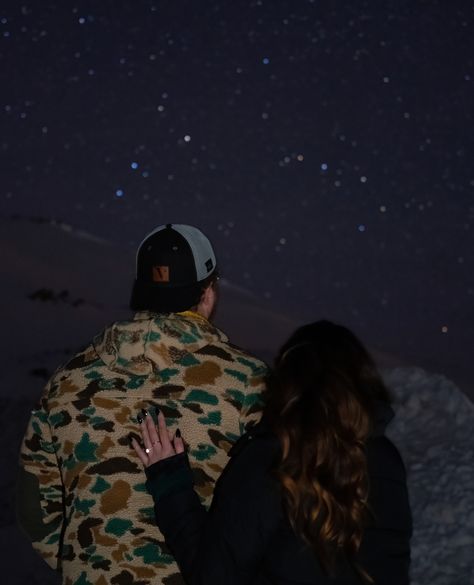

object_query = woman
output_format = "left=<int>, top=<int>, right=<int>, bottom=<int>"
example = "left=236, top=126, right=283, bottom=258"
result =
left=132, top=320, right=412, bottom=584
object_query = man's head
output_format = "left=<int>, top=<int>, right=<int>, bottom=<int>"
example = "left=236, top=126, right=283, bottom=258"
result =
left=130, top=223, right=219, bottom=316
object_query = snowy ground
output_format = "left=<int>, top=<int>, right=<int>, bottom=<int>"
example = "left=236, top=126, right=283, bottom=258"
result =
left=385, top=367, right=474, bottom=585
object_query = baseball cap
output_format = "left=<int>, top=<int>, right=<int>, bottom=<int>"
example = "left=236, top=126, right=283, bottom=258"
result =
left=130, top=223, right=218, bottom=313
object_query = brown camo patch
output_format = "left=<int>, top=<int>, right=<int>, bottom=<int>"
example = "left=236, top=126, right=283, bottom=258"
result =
left=250, top=375, right=266, bottom=387
left=38, top=471, right=60, bottom=486
left=64, top=462, right=87, bottom=487
left=115, top=406, right=132, bottom=424
left=42, top=551, right=55, bottom=559
left=93, top=396, right=121, bottom=409
left=96, top=576, right=108, bottom=585
left=111, top=543, right=128, bottom=562
left=183, top=361, right=222, bottom=386
left=59, top=379, right=80, bottom=394
left=100, top=479, right=131, bottom=514
left=77, top=473, right=92, bottom=490
left=63, top=440, right=74, bottom=455
left=151, top=343, right=172, bottom=365
left=97, top=435, right=114, bottom=457
left=195, top=482, right=214, bottom=499
left=92, top=526, right=116, bottom=547
left=122, top=564, right=156, bottom=578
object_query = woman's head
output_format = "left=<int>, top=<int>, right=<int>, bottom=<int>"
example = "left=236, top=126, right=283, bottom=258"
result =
left=264, top=320, right=390, bottom=580
left=266, top=320, right=390, bottom=437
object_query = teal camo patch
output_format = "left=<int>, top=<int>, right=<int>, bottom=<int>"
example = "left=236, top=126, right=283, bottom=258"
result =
left=198, top=411, right=222, bottom=426
left=40, top=438, right=58, bottom=454
left=224, top=368, right=248, bottom=383
left=225, top=388, right=245, bottom=406
left=134, top=542, right=173, bottom=564
left=159, top=368, right=180, bottom=383
left=31, top=420, right=42, bottom=436
left=74, top=572, right=93, bottom=585
left=243, top=392, right=264, bottom=408
left=98, top=378, right=118, bottom=390
left=126, top=375, right=146, bottom=389
left=184, top=389, right=218, bottom=405
left=90, top=477, right=111, bottom=494
left=178, top=353, right=200, bottom=367
left=138, top=506, right=155, bottom=520
left=50, top=410, right=70, bottom=427
left=146, top=330, right=161, bottom=342
left=74, top=433, right=99, bottom=462
left=75, top=498, right=95, bottom=515
left=33, top=408, right=48, bottom=424
left=237, top=356, right=266, bottom=374
left=177, top=330, right=199, bottom=344
left=105, top=518, right=133, bottom=537
left=190, top=443, right=217, bottom=461
left=46, top=532, right=61, bottom=545
left=81, top=406, right=96, bottom=417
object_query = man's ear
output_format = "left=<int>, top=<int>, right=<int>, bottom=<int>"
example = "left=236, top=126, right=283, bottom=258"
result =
left=197, top=285, right=217, bottom=319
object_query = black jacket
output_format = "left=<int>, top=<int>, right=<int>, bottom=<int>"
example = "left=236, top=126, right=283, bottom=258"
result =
left=145, top=419, right=412, bottom=585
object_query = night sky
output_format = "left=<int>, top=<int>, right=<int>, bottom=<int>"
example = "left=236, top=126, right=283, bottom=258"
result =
left=2, top=1, right=473, bottom=390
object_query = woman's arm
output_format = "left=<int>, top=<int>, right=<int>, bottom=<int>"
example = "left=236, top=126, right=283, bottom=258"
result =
left=133, top=411, right=277, bottom=585
left=145, top=453, right=207, bottom=584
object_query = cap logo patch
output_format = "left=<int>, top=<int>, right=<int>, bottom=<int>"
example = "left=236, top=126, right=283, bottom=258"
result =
left=152, top=266, right=170, bottom=282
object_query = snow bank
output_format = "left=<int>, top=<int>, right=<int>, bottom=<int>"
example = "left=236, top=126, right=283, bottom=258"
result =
left=384, top=367, right=474, bottom=585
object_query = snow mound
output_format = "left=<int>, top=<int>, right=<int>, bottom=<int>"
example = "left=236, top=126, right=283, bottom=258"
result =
left=384, top=367, right=474, bottom=585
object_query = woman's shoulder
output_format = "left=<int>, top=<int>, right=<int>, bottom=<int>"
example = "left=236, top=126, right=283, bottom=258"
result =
left=366, top=434, right=408, bottom=482
left=216, top=424, right=281, bottom=499
left=230, top=422, right=279, bottom=458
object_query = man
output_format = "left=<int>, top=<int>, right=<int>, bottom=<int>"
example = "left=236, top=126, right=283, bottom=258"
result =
left=18, top=224, right=268, bottom=585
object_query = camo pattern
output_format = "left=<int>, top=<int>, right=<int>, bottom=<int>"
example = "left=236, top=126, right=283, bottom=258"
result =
left=20, top=311, right=267, bottom=585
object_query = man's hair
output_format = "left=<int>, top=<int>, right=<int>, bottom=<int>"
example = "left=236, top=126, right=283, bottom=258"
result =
left=130, top=271, right=219, bottom=314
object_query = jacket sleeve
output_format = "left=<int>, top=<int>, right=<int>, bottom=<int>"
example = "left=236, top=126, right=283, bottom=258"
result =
left=238, top=362, right=268, bottom=434
left=17, top=386, right=64, bottom=570
left=358, top=436, right=412, bottom=585
left=146, top=447, right=276, bottom=585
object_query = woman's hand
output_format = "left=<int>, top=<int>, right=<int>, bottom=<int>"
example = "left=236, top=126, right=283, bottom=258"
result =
left=131, top=409, right=185, bottom=467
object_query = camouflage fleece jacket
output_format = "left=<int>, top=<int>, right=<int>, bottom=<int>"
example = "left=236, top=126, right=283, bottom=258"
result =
left=18, top=311, right=268, bottom=585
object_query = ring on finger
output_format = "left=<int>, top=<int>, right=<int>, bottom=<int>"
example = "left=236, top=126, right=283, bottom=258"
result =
left=145, top=447, right=152, bottom=454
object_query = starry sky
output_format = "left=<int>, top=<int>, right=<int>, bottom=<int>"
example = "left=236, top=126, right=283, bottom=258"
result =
left=2, top=1, right=473, bottom=389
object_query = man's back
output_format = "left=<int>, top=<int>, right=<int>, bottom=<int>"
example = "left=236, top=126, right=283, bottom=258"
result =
left=19, top=311, right=267, bottom=585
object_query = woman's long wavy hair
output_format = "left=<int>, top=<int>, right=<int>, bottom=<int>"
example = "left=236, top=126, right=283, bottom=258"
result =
left=264, top=320, right=391, bottom=579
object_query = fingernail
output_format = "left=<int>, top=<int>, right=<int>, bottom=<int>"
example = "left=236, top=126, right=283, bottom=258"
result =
left=175, top=428, right=181, bottom=438
left=137, top=414, right=143, bottom=424
left=155, top=406, right=161, bottom=416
